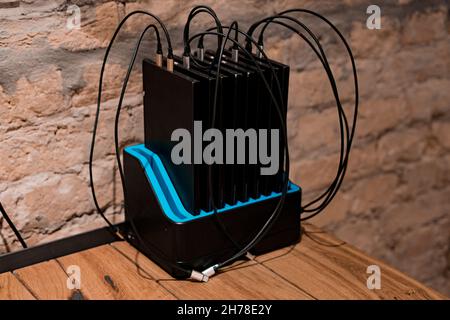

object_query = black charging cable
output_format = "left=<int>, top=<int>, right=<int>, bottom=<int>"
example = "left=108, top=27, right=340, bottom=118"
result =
left=187, top=29, right=290, bottom=275
left=250, top=14, right=350, bottom=191
left=111, top=23, right=197, bottom=279
left=88, top=10, right=204, bottom=282
left=279, top=9, right=358, bottom=219
left=89, top=10, right=173, bottom=238
left=247, top=9, right=359, bottom=221
left=253, top=15, right=350, bottom=219
left=0, top=202, right=27, bottom=249
left=283, top=10, right=357, bottom=220
left=197, top=22, right=240, bottom=62
left=0, top=11, right=168, bottom=252
left=253, top=10, right=358, bottom=219
left=182, top=5, right=224, bottom=68
left=188, top=9, right=359, bottom=273
left=0, top=11, right=171, bottom=253
left=185, top=24, right=289, bottom=261
left=204, top=22, right=247, bottom=252
left=188, top=21, right=306, bottom=273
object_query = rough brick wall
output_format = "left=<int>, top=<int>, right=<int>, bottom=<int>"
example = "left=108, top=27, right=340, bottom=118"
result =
left=0, top=0, right=449, bottom=295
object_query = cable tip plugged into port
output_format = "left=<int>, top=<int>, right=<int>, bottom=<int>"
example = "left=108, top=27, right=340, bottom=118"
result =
left=231, top=48, right=239, bottom=63
left=257, top=44, right=264, bottom=58
left=182, top=54, right=190, bottom=69
left=190, top=270, right=209, bottom=282
left=115, top=230, right=126, bottom=241
left=198, top=47, right=205, bottom=62
left=155, top=53, right=163, bottom=67
left=166, top=57, right=174, bottom=72
left=202, top=264, right=218, bottom=278
left=245, top=252, right=256, bottom=260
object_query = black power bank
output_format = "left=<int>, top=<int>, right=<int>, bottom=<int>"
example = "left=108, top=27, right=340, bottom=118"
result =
left=171, top=57, right=216, bottom=212
left=143, top=59, right=204, bottom=214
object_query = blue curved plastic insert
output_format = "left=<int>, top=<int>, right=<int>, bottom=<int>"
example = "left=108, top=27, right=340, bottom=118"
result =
left=125, top=144, right=300, bottom=223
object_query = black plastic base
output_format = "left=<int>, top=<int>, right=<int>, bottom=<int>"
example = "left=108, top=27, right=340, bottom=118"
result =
left=123, top=148, right=302, bottom=279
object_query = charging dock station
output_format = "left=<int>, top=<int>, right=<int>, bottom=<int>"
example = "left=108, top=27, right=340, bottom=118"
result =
left=123, top=145, right=301, bottom=278
left=120, top=53, right=303, bottom=279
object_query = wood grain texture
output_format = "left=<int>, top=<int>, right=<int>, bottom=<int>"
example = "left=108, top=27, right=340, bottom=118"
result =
left=1, top=223, right=446, bottom=300
left=56, top=245, right=175, bottom=300
left=257, top=223, right=447, bottom=300
left=111, top=241, right=312, bottom=300
left=14, top=260, right=73, bottom=300
left=0, top=272, right=35, bottom=300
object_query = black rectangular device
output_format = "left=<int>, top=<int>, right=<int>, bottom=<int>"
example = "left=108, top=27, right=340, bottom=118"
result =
left=143, top=59, right=205, bottom=214
left=127, top=53, right=301, bottom=279
left=171, top=57, right=216, bottom=211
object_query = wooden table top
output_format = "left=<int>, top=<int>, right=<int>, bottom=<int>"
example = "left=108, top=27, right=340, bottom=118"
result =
left=0, top=223, right=446, bottom=300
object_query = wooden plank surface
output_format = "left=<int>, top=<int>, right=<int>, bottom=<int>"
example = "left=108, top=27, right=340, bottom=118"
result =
left=111, top=242, right=312, bottom=300
left=1, top=223, right=447, bottom=300
left=257, top=223, right=446, bottom=300
left=0, top=272, right=35, bottom=300
left=55, top=245, right=176, bottom=300
left=14, top=260, right=73, bottom=300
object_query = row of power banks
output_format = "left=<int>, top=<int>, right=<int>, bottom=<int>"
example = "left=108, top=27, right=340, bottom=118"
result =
left=143, top=49, right=289, bottom=215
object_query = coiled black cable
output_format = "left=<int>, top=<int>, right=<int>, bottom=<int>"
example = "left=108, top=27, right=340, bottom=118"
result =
left=111, top=24, right=192, bottom=277
left=253, top=15, right=350, bottom=218
left=187, top=8, right=358, bottom=267
left=280, top=10, right=358, bottom=219
left=89, top=10, right=173, bottom=236
left=187, top=29, right=289, bottom=269
left=182, top=5, right=225, bottom=73
left=247, top=10, right=359, bottom=220
left=183, top=5, right=223, bottom=57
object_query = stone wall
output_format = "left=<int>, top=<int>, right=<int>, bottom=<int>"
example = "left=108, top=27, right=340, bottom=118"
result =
left=0, top=0, right=448, bottom=295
